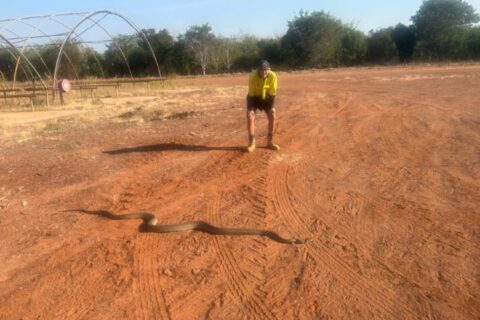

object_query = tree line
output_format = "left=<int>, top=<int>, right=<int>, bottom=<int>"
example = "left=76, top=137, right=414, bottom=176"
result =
left=1, top=0, right=479, bottom=80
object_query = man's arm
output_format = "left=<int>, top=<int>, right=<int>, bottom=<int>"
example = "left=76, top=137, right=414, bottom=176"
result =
left=267, top=73, right=278, bottom=97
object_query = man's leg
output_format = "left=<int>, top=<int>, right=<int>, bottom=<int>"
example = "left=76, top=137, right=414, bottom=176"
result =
left=267, top=107, right=280, bottom=150
left=246, top=109, right=256, bottom=152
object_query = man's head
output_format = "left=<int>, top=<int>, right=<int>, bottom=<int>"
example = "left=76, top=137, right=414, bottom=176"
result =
left=258, top=60, right=271, bottom=79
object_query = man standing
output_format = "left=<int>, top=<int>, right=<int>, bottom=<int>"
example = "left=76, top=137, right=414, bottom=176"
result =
left=246, top=60, right=280, bottom=152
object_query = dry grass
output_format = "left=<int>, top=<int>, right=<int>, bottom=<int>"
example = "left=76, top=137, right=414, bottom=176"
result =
left=0, top=84, right=246, bottom=146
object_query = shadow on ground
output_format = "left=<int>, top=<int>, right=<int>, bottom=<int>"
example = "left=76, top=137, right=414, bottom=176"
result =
left=104, top=143, right=245, bottom=155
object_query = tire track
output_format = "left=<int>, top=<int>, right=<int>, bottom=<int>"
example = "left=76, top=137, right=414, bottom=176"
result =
left=52, top=273, right=97, bottom=320
left=244, top=174, right=269, bottom=274
left=170, top=284, right=221, bottom=318
left=341, top=187, right=479, bottom=301
left=208, top=193, right=277, bottom=320
left=246, top=151, right=283, bottom=274
left=329, top=93, right=353, bottom=118
left=4, top=242, right=124, bottom=320
left=133, top=233, right=171, bottom=320
left=273, top=165, right=418, bottom=320
left=378, top=110, right=405, bottom=163
left=47, top=243, right=125, bottom=320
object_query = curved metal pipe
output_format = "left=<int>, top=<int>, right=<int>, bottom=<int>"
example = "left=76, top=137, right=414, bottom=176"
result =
left=54, top=11, right=133, bottom=84
left=0, top=35, right=44, bottom=87
left=1, top=10, right=161, bottom=90
left=109, top=10, right=161, bottom=77
left=0, top=12, right=104, bottom=79
left=12, top=55, right=37, bottom=89
left=82, top=16, right=133, bottom=79
left=2, top=48, right=33, bottom=88
left=47, top=14, right=106, bottom=78
left=71, top=12, right=109, bottom=41
left=0, top=16, right=66, bottom=88
left=1, top=26, right=52, bottom=80
left=1, top=11, right=103, bottom=85
left=0, top=12, right=90, bottom=24
left=53, top=10, right=161, bottom=88
left=0, top=70, right=7, bottom=89
left=16, top=19, right=67, bottom=78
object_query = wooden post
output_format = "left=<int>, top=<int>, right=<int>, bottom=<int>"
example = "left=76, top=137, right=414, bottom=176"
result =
left=32, top=78, right=36, bottom=98
left=31, top=79, right=36, bottom=111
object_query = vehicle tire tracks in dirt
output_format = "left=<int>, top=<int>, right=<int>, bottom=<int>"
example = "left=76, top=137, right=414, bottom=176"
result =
left=273, top=165, right=419, bottom=320
left=208, top=188, right=278, bottom=320
left=133, top=233, right=171, bottom=320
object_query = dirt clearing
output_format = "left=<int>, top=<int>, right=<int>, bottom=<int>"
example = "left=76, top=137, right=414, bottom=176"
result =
left=0, top=65, right=479, bottom=319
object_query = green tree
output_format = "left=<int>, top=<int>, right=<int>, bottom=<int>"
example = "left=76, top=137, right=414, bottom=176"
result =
left=392, top=24, right=416, bottom=62
left=232, top=34, right=262, bottom=71
left=281, top=11, right=345, bottom=67
left=136, top=28, right=174, bottom=75
left=80, top=47, right=104, bottom=78
left=183, top=24, right=216, bottom=75
left=62, top=41, right=85, bottom=79
left=214, top=37, right=242, bottom=73
left=0, top=48, right=16, bottom=80
left=154, top=29, right=175, bottom=75
left=127, top=47, right=149, bottom=76
left=257, top=38, right=283, bottom=67
left=338, top=28, right=367, bottom=65
left=465, top=26, right=480, bottom=58
left=103, top=34, right=136, bottom=77
left=411, top=0, right=480, bottom=59
left=33, top=41, right=83, bottom=80
left=208, top=37, right=224, bottom=73
left=26, top=46, right=53, bottom=79
left=366, top=28, right=398, bottom=63
left=172, top=39, right=196, bottom=75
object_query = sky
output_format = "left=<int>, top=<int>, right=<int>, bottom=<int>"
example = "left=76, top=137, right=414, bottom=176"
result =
left=2, top=0, right=480, bottom=39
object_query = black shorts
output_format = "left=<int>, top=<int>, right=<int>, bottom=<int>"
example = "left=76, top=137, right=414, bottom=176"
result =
left=247, top=95, right=275, bottom=112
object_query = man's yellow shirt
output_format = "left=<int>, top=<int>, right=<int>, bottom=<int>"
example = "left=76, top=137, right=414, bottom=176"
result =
left=248, top=70, right=277, bottom=100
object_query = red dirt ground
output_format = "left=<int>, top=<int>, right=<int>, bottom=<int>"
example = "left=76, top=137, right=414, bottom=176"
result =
left=0, top=65, right=479, bottom=320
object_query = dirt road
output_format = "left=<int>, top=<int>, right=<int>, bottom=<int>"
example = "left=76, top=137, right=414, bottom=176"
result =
left=1, top=65, right=479, bottom=319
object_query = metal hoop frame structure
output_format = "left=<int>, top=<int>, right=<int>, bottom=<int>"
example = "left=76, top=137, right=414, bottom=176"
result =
left=0, top=10, right=162, bottom=90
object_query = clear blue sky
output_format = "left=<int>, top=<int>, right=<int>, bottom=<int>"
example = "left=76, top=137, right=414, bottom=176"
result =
left=2, top=0, right=480, bottom=38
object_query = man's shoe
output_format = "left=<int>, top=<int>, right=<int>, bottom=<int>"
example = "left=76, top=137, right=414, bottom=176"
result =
left=267, top=134, right=280, bottom=151
left=246, top=137, right=256, bottom=152
left=267, top=142, right=280, bottom=151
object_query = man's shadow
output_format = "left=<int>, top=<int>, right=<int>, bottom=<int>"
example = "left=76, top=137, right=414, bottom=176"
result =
left=104, top=143, right=245, bottom=155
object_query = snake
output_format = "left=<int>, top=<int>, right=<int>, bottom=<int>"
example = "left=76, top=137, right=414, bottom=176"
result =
left=71, top=209, right=310, bottom=244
